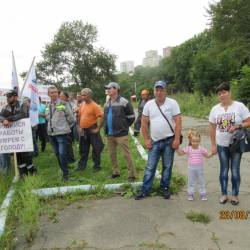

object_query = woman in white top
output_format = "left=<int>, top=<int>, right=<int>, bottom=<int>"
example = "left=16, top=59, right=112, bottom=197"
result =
left=209, top=83, right=250, bottom=205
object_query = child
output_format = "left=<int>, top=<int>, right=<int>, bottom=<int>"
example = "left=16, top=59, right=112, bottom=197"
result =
left=177, top=130, right=212, bottom=201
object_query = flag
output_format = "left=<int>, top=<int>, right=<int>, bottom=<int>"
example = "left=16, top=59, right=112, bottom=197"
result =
left=22, top=58, right=39, bottom=127
left=11, top=51, right=19, bottom=95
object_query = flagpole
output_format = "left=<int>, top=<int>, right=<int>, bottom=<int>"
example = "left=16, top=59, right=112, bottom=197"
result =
left=20, top=56, right=36, bottom=98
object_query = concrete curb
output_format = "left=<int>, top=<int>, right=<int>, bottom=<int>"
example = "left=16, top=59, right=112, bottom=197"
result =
left=129, top=128, right=161, bottom=178
left=33, top=182, right=143, bottom=197
left=0, top=177, right=17, bottom=236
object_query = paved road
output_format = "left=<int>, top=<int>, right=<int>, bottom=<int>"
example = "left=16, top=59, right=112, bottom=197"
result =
left=16, top=116, right=250, bottom=250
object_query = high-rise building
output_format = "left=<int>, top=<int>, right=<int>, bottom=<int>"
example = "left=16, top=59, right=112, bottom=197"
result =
left=163, top=46, right=173, bottom=58
left=142, top=50, right=161, bottom=67
left=120, top=61, right=134, bottom=73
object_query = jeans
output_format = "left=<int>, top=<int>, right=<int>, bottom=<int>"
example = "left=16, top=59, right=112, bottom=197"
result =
left=50, top=134, right=69, bottom=177
left=217, top=145, right=242, bottom=196
left=142, top=136, right=175, bottom=194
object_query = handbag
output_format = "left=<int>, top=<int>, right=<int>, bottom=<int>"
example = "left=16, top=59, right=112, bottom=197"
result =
left=229, top=128, right=250, bottom=153
left=155, top=100, right=183, bottom=144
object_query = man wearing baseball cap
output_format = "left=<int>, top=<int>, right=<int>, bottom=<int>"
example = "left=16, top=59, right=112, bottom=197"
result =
left=103, top=82, right=137, bottom=182
left=0, top=89, right=37, bottom=176
left=135, top=80, right=182, bottom=200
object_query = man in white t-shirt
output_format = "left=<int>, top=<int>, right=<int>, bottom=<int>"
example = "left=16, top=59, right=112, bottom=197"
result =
left=135, top=80, right=182, bottom=200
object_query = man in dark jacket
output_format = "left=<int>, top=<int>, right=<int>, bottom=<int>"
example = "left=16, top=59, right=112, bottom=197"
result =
left=0, top=90, right=37, bottom=177
left=103, top=82, right=137, bottom=182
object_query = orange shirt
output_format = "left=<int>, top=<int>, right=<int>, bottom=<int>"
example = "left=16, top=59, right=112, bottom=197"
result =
left=79, top=101, right=103, bottom=128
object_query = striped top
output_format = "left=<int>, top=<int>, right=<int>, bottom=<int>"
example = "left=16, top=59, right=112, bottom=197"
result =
left=183, top=146, right=208, bottom=167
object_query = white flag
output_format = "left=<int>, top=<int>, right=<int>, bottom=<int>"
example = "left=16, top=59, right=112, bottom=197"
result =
left=22, top=59, right=39, bottom=127
left=11, top=51, right=19, bottom=95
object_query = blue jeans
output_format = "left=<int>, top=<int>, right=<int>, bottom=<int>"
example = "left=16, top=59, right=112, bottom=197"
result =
left=50, top=134, right=69, bottom=177
left=217, top=145, right=242, bottom=196
left=142, top=137, right=175, bottom=194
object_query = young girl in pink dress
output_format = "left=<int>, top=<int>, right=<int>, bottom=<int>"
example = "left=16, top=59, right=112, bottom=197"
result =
left=177, top=130, right=212, bottom=201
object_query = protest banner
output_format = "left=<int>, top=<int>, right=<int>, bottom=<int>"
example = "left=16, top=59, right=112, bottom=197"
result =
left=0, top=118, right=33, bottom=154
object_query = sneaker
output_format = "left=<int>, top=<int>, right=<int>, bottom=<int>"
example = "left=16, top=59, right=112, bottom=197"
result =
left=62, top=175, right=69, bottom=181
left=111, top=173, right=120, bottom=179
left=128, top=176, right=136, bottom=183
left=187, top=194, right=194, bottom=201
left=200, top=194, right=207, bottom=201
left=28, top=166, right=37, bottom=176
left=134, top=190, right=148, bottom=200
left=93, top=167, right=101, bottom=172
left=75, top=165, right=86, bottom=172
left=162, top=188, right=171, bottom=199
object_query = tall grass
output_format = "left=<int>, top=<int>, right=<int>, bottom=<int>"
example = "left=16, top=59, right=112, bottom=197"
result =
left=171, top=92, right=218, bottom=118
left=0, top=170, right=14, bottom=206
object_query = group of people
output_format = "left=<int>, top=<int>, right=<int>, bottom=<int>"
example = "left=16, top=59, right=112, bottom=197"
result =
left=1, top=80, right=250, bottom=206
left=135, top=82, right=250, bottom=206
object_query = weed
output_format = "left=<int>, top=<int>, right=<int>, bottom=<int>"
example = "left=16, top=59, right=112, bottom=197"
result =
left=139, top=242, right=169, bottom=249
left=185, top=210, right=211, bottom=224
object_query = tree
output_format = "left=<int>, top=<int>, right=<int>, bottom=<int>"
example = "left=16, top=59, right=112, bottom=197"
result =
left=208, top=0, right=250, bottom=66
left=234, top=65, right=250, bottom=107
left=36, top=20, right=116, bottom=100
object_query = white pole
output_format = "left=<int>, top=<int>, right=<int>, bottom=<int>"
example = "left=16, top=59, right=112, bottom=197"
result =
left=20, top=56, right=36, bottom=97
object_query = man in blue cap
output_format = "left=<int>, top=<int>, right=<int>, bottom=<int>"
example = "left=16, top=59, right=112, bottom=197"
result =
left=135, top=80, right=182, bottom=200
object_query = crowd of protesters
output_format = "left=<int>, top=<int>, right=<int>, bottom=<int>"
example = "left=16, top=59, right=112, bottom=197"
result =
left=1, top=81, right=250, bottom=205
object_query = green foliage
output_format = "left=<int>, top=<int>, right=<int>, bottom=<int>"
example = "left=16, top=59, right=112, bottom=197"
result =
left=234, top=65, right=250, bottom=107
left=0, top=172, right=13, bottom=206
left=139, top=242, right=169, bottom=249
left=36, top=20, right=116, bottom=102
left=186, top=211, right=211, bottom=224
left=18, top=176, right=42, bottom=242
left=170, top=92, right=218, bottom=118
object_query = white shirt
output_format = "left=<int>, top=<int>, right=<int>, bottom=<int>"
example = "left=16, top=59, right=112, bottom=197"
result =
left=143, top=98, right=181, bottom=141
left=209, top=101, right=250, bottom=146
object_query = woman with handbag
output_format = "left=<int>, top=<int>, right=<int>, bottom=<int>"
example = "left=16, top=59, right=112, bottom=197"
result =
left=209, top=83, right=250, bottom=205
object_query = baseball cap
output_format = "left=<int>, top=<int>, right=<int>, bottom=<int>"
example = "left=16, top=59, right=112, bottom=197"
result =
left=154, top=80, right=167, bottom=88
left=5, top=89, right=18, bottom=98
left=105, top=82, right=120, bottom=90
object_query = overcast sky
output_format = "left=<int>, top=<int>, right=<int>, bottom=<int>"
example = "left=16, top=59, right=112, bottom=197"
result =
left=0, top=0, right=213, bottom=88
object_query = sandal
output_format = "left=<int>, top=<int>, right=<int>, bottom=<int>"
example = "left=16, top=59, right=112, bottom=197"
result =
left=219, top=196, right=228, bottom=204
left=231, top=199, right=239, bottom=206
